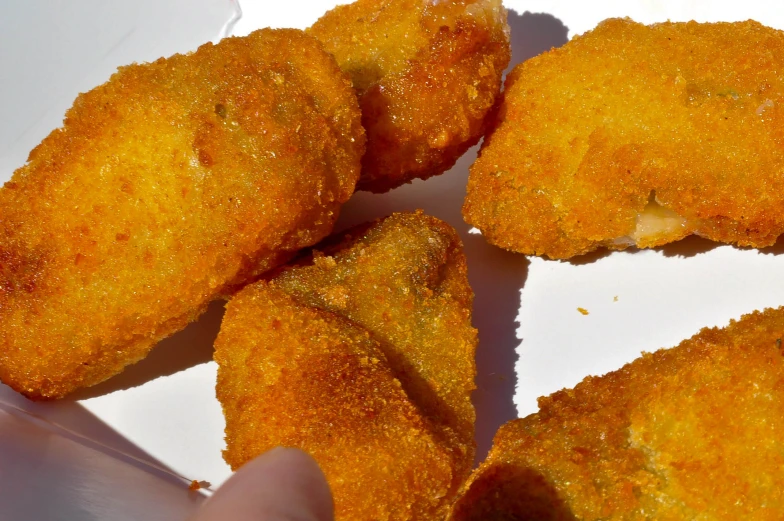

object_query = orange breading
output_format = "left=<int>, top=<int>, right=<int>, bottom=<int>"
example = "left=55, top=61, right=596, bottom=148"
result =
left=215, top=212, right=477, bottom=521
left=0, top=29, right=364, bottom=400
left=272, top=212, right=477, bottom=450
left=449, top=307, right=784, bottom=520
left=465, top=19, right=784, bottom=259
left=216, top=287, right=461, bottom=521
left=309, top=0, right=510, bottom=192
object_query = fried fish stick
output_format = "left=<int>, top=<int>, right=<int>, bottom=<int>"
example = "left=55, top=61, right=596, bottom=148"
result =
left=0, top=29, right=364, bottom=399
left=465, top=19, right=784, bottom=259
left=215, top=212, right=477, bottom=521
left=449, top=307, right=784, bottom=520
left=309, top=0, right=510, bottom=192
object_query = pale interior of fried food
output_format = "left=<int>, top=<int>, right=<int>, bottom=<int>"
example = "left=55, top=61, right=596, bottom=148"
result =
left=610, top=192, right=691, bottom=249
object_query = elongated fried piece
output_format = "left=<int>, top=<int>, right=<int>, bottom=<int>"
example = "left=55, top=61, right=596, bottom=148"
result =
left=449, top=307, right=784, bottom=520
left=0, top=29, right=364, bottom=399
left=465, top=19, right=784, bottom=259
left=309, top=0, right=510, bottom=192
left=215, top=212, right=477, bottom=521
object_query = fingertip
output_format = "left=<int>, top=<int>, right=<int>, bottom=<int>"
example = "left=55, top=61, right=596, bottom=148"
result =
left=189, top=447, right=333, bottom=521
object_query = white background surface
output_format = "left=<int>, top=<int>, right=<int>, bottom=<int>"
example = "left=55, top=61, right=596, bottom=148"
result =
left=2, top=1, right=784, bottom=519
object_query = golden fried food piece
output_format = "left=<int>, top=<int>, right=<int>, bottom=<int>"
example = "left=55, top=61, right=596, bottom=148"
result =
left=272, top=211, right=477, bottom=448
left=217, top=288, right=462, bottom=521
left=215, top=212, right=477, bottom=521
left=449, top=307, right=784, bottom=520
left=0, top=29, right=364, bottom=400
left=309, top=0, right=510, bottom=192
left=465, top=19, right=784, bottom=259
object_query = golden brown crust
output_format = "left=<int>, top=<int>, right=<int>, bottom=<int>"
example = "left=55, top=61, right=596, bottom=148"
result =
left=0, top=29, right=364, bottom=399
left=215, top=211, right=478, bottom=521
left=449, top=307, right=784, bottom=520
left=273, top=211, right=477, bottom=450
left=465, top=19, right=784, bottom=259
left=309, top=0, right=510, bottom=192
left=217, top=285, right=459, bottom=521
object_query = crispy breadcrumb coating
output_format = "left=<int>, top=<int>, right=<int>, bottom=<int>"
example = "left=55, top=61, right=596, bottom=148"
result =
left=449, top=307, right=784, bottom=520
left=0, top=29, right=364, bottom=399
left=309, top=0, right=510, bottom=192
left=273, top=211, right=477, bottom=450
left=465, top=19, right=784, bottom=259
left=215, top=212, right=477, bottom=521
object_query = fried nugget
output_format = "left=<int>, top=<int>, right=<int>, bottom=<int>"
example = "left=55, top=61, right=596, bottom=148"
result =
left=215, top=212, right=477, bottom=521
left=0, top=29, right=364, bottom=399
left=308, top=0, right=510, bottom=192
left=465, top=19, right=784, bottom=259
left=449, top=307, right=784, bottom=520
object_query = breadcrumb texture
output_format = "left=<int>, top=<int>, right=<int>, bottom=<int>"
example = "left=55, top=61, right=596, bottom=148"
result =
left=215, top=212, right=477, bottom=521
left=465, top=19, right=784, bottom=259
left=448, top=307, right=784, bottom=520
left=309, top=0, right=510, bottom=192
left=0, top=29, right=364, bottom=399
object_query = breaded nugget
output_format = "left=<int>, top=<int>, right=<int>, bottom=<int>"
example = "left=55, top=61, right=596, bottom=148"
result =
left=465, top=19, right=784, bottom=259
left=449, top=308, right=784, bottom=520
left=216, top=287, right=462, bottom=520
left=272, top=211, right=477, bottom=449
left=309, top=0, right=510, bottom=192
left=215, top=212, right=477, bottom=520
left=0, top=29, right=364, bottom=399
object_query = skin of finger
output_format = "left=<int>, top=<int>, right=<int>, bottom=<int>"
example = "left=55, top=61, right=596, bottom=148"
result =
left=188, top=447, right=334, bottom=521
